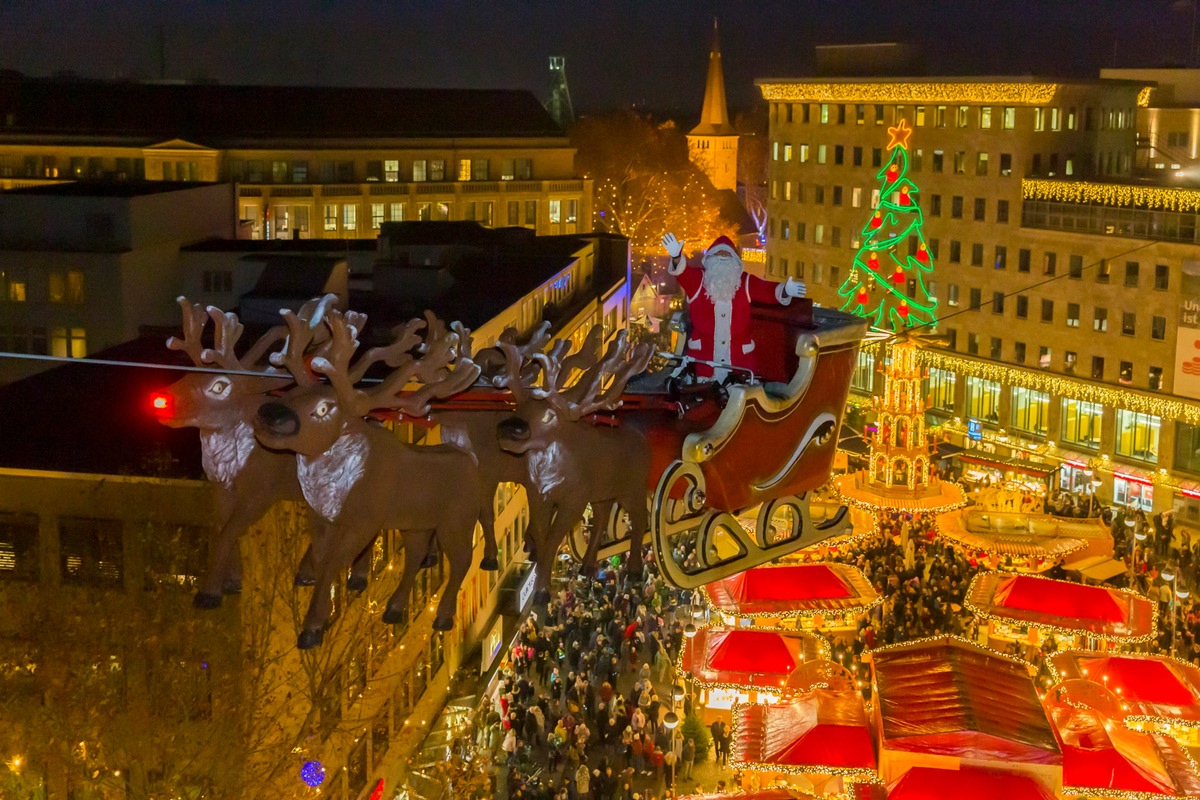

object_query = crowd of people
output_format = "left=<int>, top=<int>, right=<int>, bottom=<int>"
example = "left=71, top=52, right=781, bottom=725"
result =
left=453, top=495, right=1200, bottom=800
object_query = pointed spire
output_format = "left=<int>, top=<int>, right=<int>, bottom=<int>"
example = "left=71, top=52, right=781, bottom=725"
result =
left=691, top=17, right=736, bottom=136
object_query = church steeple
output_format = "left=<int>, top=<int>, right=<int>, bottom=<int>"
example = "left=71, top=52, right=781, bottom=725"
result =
left=690, top=19, right=736, bottom=137
left=687, top=18, right=739, bottom=191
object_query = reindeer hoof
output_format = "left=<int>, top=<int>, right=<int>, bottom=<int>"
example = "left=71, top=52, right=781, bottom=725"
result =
left=193, top=592, right=223, bottom=610
left=297, top=629, right=325, bottom=649
left=433, top=615, right=454, bottom=632
left=534, top=588, right=551, bottom=605
left=480, top=556, right=500, bottom=571
left=381, top=608, right=404, bottom=625
left=221, top=579, right=243, bottom=595
left=420, top=553, right=439, bottom=569
left=347, top=575, right=367, bottom=593
left=293, top=574, right=316, bottom=587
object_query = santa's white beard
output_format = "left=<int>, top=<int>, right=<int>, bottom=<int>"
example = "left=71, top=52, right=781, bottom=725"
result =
left=702, top=253, right=743, bottom=303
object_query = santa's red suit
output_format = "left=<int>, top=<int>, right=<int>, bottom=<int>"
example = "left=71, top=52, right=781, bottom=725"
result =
left=668, top=236, right=794, bottom=379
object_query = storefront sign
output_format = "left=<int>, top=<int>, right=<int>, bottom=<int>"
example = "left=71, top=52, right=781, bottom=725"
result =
left=967, top=418, right=982, bottom=441
left=518, top=565, right=537, bottom=610
left=1174, top=260, right=1200, bottom=400
left=481, top=617, right=505, bottom=674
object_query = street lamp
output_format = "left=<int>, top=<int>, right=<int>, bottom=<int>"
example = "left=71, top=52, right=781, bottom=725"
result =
left=1088, top=478, right=1102, bottom=518
left=663, top=682, right=686, bottom=730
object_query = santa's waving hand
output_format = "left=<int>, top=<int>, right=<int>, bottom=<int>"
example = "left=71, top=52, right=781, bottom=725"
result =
left=662, top=232, right=805, bottom=380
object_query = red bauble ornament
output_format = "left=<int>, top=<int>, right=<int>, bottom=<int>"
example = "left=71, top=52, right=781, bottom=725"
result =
left=856, top=288, right=868, bottom=304
left=898, top=301, right=910, bottom=318
left=887, top=164, right=899, bottom=178
left=867, top=253, right=880, bottom=269
left=915, top=243, right=929, bottom=263
left=869, top=212, right=882, bottom=229
left=892, top=269, right=905, bottom=285
left=899, top=186, right=911, bottom=206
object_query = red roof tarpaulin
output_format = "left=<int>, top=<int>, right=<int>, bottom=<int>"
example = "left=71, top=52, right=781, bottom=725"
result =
left=731, top=691, right=877, bottom=776
left=676, top=791, right=819, bottom=800
left=1049, top=651, right=1200, bottom=727
left=1048, top=701, right=1200, bottom=797
left=705, top=563, right=880, bottom=618
left=870, top=637, right=1061, bottom=766
left=965, top=572, right=1156, bottom=641
left=885, top=766, right=1055, bottom=800
left=681, top=626, right=828, bottom=691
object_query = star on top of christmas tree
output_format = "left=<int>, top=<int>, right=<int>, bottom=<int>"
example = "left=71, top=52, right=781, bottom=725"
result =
left=886, top=118, right=913, bottom=151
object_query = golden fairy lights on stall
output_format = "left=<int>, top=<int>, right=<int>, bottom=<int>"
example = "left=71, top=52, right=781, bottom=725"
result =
left=1023, top=178, right=1200, bottom=212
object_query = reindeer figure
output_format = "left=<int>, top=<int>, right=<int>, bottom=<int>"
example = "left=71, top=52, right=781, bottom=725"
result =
left=495, top=329, right=654, bottom=601
left=155, top=297, right=301, bottom=608
left=255, top=308, right=482, bottom=648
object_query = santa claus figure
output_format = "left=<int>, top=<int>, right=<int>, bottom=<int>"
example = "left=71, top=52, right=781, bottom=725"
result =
left=662, top=232, right=805, bottom=381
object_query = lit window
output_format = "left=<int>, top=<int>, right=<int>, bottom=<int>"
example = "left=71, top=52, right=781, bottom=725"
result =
left=926, top=368, right=956, bottom=411
left=965, top=376, right=1001, bottom=422
left=1011, top=387, right=1049, bottom=436
left=979, top=107, right=992, bottom=129
left=1115, top=409, right=1160, bottom=462
left=783, top=144, right=793, bottom=161
left=371, top=204, right=385, bottom=229
left=458, top=159, right=472, bottom=181
left=51, top=327, right=87, bottom=359
left=48, top=272, right=66, bottom=303
left=324, top=205, right=338, bottom=231
left=343, top=205, right=357, bottom=231
left=384, top=160, right=399, bottom=182
left=1061, top=398, right=1102, bottom=449
left=1002, top=107, right=1015, bottom=129
left=412, top=160, right=427, bottom=182
left=549, top=200, right=562, bottom=224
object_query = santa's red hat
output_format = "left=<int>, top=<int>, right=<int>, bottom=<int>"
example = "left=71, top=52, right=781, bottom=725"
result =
left=704, top=235, right=739, bottom=259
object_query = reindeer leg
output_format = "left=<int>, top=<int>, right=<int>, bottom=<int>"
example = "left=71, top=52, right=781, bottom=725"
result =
left=581, top=501, right=615, bottom=578
left=194, top=492, right=260, bottom=609
left=537, top=499, right=586, bottom=605
left=297, top=522, right=362, bottom=649
left=294, top=546, right=316, bottom=586
left=382, top=537, right=428, bottom=625
left=347, top=535, right=377, bottom=592
left=624, top=490, right=650, bottom=578
left=479, top=485, right=500, bottom=571
left=434, top=525, right=473, bottom=631
left=420, top=536, right=440, bottom=570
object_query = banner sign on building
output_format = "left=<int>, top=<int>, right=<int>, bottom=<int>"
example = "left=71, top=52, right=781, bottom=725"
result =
left=1174, top=260, right=1200, bottom=400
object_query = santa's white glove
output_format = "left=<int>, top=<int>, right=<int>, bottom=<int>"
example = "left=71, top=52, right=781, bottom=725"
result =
left=662, top=232, right=684, bottom=260
left=784, top=277, right=807, bottom=298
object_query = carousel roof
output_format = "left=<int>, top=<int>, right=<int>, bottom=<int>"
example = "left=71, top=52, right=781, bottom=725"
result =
left=681, top=626, right=829, bottom=691
left=965, top=572, right=1156, bottom=641
left=882, top=765, right=1056, bottom=800
left=936, top=508, right=1089, bottom=559
left=870, top=637, right=1061, bottom=765
left=1048, top=700, right=1200, bottom=798
left=1049, top=652, right=1200, bottom=728
left=731, top=691, right=877, bottom=777
left=704, top=563, right=881, bottom=618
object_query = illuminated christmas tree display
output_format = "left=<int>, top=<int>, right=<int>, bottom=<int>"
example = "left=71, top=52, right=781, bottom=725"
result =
left=837, top=118, right=938, bottom=331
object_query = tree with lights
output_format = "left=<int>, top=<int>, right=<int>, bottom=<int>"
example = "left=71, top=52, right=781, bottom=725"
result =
left=836, top=118, right=938, bottom=331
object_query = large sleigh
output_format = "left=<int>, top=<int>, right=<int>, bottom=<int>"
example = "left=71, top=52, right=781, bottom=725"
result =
left=426, top=300, right=867, bottom=589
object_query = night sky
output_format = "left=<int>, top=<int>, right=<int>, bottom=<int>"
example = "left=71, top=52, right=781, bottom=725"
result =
left=0, top=0, right=1194, bottom=117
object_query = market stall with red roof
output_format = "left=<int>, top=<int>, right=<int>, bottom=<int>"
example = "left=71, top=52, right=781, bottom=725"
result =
left=730, top=689, right=879, bottom=793
left=965, top=572, right=1156, bottom=652
left=867, top=636, right=1061, bottom=786
left=676, top=789, right=820, bottom=800
left=679, top=626, right=834, bottom=722
left=703, top=563, right=880, bottom=632
left=869, top=765, right=1057, bottom=800
left=1049, top=651, right=1200, bottom=746
left=1045, top=688, right=1200, bottom=799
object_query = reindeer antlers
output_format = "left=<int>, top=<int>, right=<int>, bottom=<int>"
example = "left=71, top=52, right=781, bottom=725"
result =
left=166, top=296, right=210, bottom=366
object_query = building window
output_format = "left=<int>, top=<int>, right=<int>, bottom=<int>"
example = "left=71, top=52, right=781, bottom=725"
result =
left=1065, top=351, right=1077, bottom=373
left=996, top=200, right=1009, bottom=223
left=0, top=513, right=38, bottom=581
left=930, top=194, right=942, bottom=216
left=926, top=367, right=956, bottom=411
left=1002, top=107, right=1015, bottom=129
left=343, top=205, right=357, bottom=231
left=951, top=196, right=963, bottom=218
left=954, top=151, right=966, bottom=173
left=990, top=336, right=1002, bottom=359
left=1092, top=355, right=1105, bottom=380
left=947, top=284, right=960, bottom=306
left=383, top=160, right=399, bottom=182
left=1034, top=108, right=1045, bottom=131
left=1174, top=422, right=1200, bottom=474
left=1014, top=341, right=1027, bottom=363
left=413, top=160, right=427, bottom=182
left=1061, top=398, right=1102, bottom=449
left=336, top=161, right=354, bottom=182
left=994, top=246, right=1006, bottom=269
left=932, top=150, right=944, bottom=172
left=1155, top=264, right=1169, bottom=290
left=852, top=350, right=875, bottom=392
left=365, top=161, right=382, bottom=182
left=1114, top=409, right=1160, bottom=463
left=1121, top=312, right=1135, bottom=336
left=980, top=107, right=992, bottom=128
left=1069, top=255, right=1083, bottom=279
left=1119, top=360, right=1134, bottom=385
left=1067, top=302, right=1082, bottom=327
left=1096, top=260, right=1111, bottom=283
left=969, top=287, right=981, bottom=310
left=391, top=203, right=406, bottom=222
left=525, top=200, right=537, bottom=226
left=872, top=147, right=882, bottom=167
left=949, top=240, right=961, bottom=263
left=50, top=327, right=86, bottom=359
left=965, top=376, right=1001, bottom=422
left=371, top=203, right=385, bottom=229
left=992, top=292, right=1005, bottom=314
left=473, top=158, right=488, bottom=180
left=202, top=270, right=232, bottom=294
left=1041, top=299, right=1054, bottom=323
left=1123, top=261, right=1139, bottom=287
left=834, top=145, right=844, bottom=164
left=458, top=159, right=472, bottom=181
left=1093, top=307, right=1107, bottom=332
left=970, top=243, right=983, bottom=266
left=973, top=198, right=986, bottom=221
left=60, top=517, right=123, bottom=587
left=1016, top=295, right=1028, bottom=318
left=968, top=333, right=980, bottom=354
left=1151, top=316, right=1167, bottom=341
left=1011, top=387, right=1049, bottom=436
left=1000, top=153, right=1012, bottom=176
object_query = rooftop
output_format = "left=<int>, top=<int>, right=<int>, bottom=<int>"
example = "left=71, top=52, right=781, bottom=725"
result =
left=2, top=180, right=216, bottom=197
left=0, top=79, right=566, bottom=144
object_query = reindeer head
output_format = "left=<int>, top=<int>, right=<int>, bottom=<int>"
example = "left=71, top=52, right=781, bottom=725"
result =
left=255, top=309, right=480, bottom=456
left=495, top=327, right=650, bottom=455
left=152, top=297, right=288, bottom=431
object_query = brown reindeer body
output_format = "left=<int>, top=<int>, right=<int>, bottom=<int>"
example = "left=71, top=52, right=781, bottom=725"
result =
left=255, top=309, right=482, bottom=648
left=155, top=298, right=302, bottom=607
left=495, top=329, right=654, bottom=600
